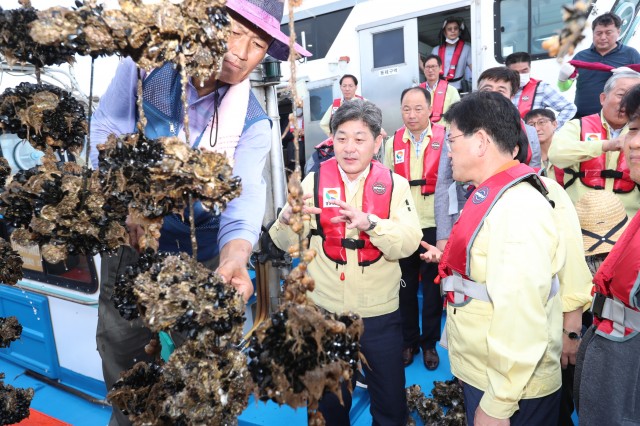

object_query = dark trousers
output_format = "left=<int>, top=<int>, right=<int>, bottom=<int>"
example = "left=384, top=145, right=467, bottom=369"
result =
left=558, top=365, right=575, bottom=426
left=399, top=227, right=441, bottom=349
left=96, top=247, right=218, bottom=426
left=463, top=382, right=561, bottom=426
left=317, top=310, right=407, bottom=426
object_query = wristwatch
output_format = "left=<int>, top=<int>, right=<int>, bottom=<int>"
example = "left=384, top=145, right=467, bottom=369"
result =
left=366, top=214, right=379, bottom=231
left=562, top=329, right=581, bottom=340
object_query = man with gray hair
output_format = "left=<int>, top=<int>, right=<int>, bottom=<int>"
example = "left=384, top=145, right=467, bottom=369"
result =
left=550, top=68, right=640, bottom=219
left=270, top=98, right=421, bottom=425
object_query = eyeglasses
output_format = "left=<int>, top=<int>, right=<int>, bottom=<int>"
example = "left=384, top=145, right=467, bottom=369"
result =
left=341, top=84, right=355, bottom=89
left=526, top=118, right=552, bottom=127
left=446, top=133, right=465, bottom=150
left=424, top=65, right=440, bottom=70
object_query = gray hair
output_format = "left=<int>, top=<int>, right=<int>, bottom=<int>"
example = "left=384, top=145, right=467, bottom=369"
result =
left=604, top=68, right=640, bottom=94
left=330, top=99, right=382, bottom=138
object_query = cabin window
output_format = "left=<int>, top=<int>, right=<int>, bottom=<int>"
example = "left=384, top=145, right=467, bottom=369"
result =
left=495, top=0, right=569, bottom=61
left=308, top=86, right=333, bottom=121
left=281, top=8, right=353, bottom=59
left=372, top=28, right=405, bottom=68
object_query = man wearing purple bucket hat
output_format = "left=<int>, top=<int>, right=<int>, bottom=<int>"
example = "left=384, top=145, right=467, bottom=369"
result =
left=91, top=1, right=310, bottom=424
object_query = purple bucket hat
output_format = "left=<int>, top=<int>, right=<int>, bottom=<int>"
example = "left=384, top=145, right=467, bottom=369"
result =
left=225, top=0, right=312, bottom=61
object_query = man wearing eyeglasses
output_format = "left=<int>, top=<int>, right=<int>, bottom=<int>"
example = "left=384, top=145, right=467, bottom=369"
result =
left=384, top=86, right=446, bottom=370
left=524, top=109, right=559, bottom=178
left=434, top=67, right=541, bottom=254
left=439, top=91, right=565, bottom=426
left=419, top=54, right=460, bottom=125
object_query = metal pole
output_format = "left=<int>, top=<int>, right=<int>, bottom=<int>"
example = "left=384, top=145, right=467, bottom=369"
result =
left=265, top=84, right=287, bottom=215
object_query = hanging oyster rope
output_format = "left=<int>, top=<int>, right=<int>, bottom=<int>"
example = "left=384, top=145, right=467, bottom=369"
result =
left=0, top=6, right=75, bottom=67
left=0, top=83, right=87, bottom=156
left=30, top=0, right=230, bottom=82
left=98, top=133, right=241, bottom=251
left=0, top=317, right=33, bottom=426
left=0, top=239, right=24, bottom=286
left=0, top=154, right=128, bottom=264
left=542, top=1, right=591, bottom=59
left=0, top=158, right=10, bottom=189
left=109, top=340, right=251, bottom=426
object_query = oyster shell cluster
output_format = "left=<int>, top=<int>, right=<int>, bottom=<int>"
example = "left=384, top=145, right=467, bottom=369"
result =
left=406, top=380, right=466, bottom=426
left=30, top=0, right=230, bottom=81
left=98, top=133, right=241, bottom=251
left=109, top=341, right=250, bottom=426
left=0, top=317, right=33, bottom=426
left=0, top=154, right=128, bottom=264
left=0, top=157, right=10, bottom=188
left=0, top=82, right=87, bottom=156
left=0, top=239, right=23, bottom=286
left=542, top=0, right=590, bottom=59
left=247, top=306, right=363, bottom=410
left=0, top=6, right=75, bottom=67
left=108, top=253, right=252, bottom=425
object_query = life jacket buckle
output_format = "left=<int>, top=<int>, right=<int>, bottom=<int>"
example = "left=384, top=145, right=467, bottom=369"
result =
left=591, top=292, right=607, bottom=320
left=341, top=238, right=365, bottom=250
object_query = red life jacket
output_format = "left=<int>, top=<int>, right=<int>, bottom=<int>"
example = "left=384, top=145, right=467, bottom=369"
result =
left=438, top=41, right=465, bottom=81
left=521, top=120, right=533, bottom=165
left=314, top=158, right=393, bottom=266
left=420, top=80, right=449, bottom=123
left=553, top=165, right=566, bottom=187
left=592, top=212, right=640, bottom=340
left=392, top=124, right=444, bottom=195
left=517, top=78, right=541, bottom=118
left=438, top=163, right=546, bottom=305
left=563, top=114, right=636, bottom=193
left=331, top=95, right=364, bottom=117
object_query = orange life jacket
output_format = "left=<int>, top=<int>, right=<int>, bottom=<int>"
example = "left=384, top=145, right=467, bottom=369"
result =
left=563, top=114, right=636, bottom=193
left=438, top=163, right=546, bottom=305
left=420, top=80, right=449, bottom=123
left=331, top=95, right=364, bottom=116
left=314, top=158, right=392, bottom=266
left=592, top=212, right=640, bottom=341
left=517, top=78, right=541, bottom=118
left=392, top=124, right=445, bottom=195
left=438, top=41, right=465, bottom=81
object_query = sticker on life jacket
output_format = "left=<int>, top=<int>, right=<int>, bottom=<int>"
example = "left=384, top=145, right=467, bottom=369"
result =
left=585, top=132, right=601, bottom=141
left=372, top=182, right=387, bottom=195
left=431, top=141, right=441, bottom=150
left=472, top=186, right=489, bottom=204
left=323, top=188, right=341, bottom=207
left=394, top=150, right=406, bottom=164
left=522, top=95, right=530, bottom=101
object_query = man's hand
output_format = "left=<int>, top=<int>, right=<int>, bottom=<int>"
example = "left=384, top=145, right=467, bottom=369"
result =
left=602, top=137, right=624, bottom=152
left=419, top=241, right=442, bottom=263
left=125, top=215, right=145, bottom=252
left=558, top=63, right=576, bottom=82
left=217, top=239, right=254, bottom=302
left=475, top=407, right=510, bottom=426
left=327, top=199, right=371, bottom=231
left=436, top=239, right=448, bottom=252
left=561, top=308, right=583, bottom=368
left=279, top=193, right=321, bottom=226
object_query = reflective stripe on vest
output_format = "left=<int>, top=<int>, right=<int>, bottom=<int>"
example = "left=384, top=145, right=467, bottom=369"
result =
left=314, top=158, right=393, bottom=266
left=517, top=78, right=541, bottom=118
left=442, top=271, right=560, bottom=305
left=563, top=114, right=636, bottom=193
left=439, top=41, right=465, bottom=81
left=438, top=163, right=549, bottom=305
left=592, top=212, right=640, bottom=339
left=392, top=124, right=445, bottom=195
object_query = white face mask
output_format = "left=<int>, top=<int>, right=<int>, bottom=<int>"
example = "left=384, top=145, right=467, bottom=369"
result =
left=296, top=107, right=303, bottom=117
left=519, top=73, right=531, bottom=87
left=446, top=37, right=459, bottom=44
